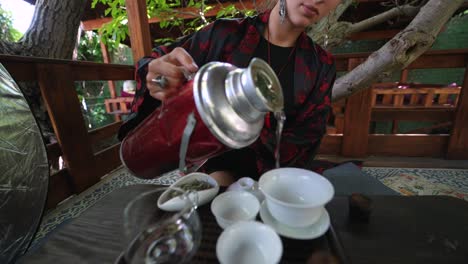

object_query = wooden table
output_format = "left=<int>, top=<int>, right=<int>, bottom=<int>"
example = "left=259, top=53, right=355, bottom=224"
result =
left=19, top=185, right=344, bottom=263
left=20, top=185, right=468, bottom=263
left=327, top=196, right=468, bottom=264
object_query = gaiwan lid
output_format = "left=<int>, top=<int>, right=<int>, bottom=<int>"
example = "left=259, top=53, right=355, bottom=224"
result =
left=193, top=58, right=283, bottom=149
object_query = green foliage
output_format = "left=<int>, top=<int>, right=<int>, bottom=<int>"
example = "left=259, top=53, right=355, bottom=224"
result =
left=0, top=4, right=22, bottom=42
left=77, top=31, right=104, bottom=62
left=91, top=0, right=255, bottom=48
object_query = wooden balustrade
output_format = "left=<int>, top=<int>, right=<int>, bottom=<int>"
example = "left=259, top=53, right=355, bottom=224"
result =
left=0, top=54, right=133, bottom=209
left=104, top=97, right=133, bottom=115
left=1, top=48, right=467, bottom=208
left=319, top=48, right=468, bottom=159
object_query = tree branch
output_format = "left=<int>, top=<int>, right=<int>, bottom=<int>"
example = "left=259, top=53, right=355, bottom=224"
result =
left=348, top=3, right=421, bottom=34
left=309, top=0, right=426, bottom=49
left=332, top=0, right=465, bottom=102
left=309, top=0, right=353, bottom=35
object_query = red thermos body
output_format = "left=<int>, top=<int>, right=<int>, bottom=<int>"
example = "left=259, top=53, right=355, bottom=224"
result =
left=120, top=58, right=283, bottom=179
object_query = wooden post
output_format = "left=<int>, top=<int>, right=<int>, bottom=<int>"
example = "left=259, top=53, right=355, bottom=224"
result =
left=447, top=63, right=468, bottom=159
left=400, top=69, right=409, bottom=83
left=424, top=90, right=435, bottom=107
left=100, top=40, right=121, bottom=121
left=409, top=94, right=419, bottom=105
left=100, top=40, right=117, bottom=99
left=341, top=58, right=373, bottom=157
left=126, top=0, right=152, bottom=61
left=37, top=64, right=99, bottom=193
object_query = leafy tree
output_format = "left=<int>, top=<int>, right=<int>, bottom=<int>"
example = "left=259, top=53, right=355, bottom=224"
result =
left=92, top=0, right=255, bottom=48
left=77, top=31, right=104, bottom=62
left=0, top=4, right=21, bottom=42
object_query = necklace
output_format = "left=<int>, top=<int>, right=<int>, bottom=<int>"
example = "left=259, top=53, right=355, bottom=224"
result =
left=266, top=27, right=297, bottom=78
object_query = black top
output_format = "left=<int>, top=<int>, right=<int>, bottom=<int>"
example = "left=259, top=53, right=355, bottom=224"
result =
left=254, top=36, right=296, bottom=112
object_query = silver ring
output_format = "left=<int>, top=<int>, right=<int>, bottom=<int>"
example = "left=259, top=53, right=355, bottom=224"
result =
left=151, top=75, right=168, bottom=89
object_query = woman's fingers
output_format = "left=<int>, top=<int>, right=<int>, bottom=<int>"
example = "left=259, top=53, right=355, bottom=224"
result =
left=165, top=47, right=199, bottom=73
left=146, top=48, right=198, bottom=101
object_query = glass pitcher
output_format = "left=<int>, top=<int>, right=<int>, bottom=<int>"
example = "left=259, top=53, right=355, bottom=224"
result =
left=123, top=188, right=201, bottom=264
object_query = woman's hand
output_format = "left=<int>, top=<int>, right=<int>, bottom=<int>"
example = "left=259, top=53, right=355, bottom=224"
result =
left=146, top=47, right=199, bottom=101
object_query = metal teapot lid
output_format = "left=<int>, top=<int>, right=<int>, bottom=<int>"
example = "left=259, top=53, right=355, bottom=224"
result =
left=193, top=58, right=283, bottom=149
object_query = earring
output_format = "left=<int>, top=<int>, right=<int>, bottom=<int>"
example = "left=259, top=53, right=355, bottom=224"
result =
left=279, top=0, right=287, bottom=24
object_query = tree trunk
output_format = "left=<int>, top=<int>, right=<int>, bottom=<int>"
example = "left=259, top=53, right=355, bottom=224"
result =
left=0, top=0, right=87, bottom=58
left=0, top=0, right=87, bottom=142
left=332, top=0, right=464, bottom=101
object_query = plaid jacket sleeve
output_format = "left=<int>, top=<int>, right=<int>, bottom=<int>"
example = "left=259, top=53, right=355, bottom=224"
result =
left=283, top=63, right=335, bottom=168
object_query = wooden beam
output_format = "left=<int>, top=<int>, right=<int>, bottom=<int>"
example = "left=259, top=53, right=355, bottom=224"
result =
left=94, top=144, right=122, bottom=178
left=407, top=54, right=467, bottom=69
left=89, top=121, right=123, bottom=145
left=37, top=64, right=99, bottom=192
left=447, top=65, right=468, bottom=159
left=47, top=169, right=74, bottom=209
left=406, top=121, right=452, bottom=134
left=319, top=134, right=449, bottom=157
left=400, top=69, right=409, bottom=83
left=347, top=30, right=400, bottom=41
left=373, top=87, right=461, bottom=94
left=318, top=135, right=342, bottom=155
left=99, top=39, right=121, bottom=121
left=368, top=135, right=448, bottom=157
left=126, top=0, right=153, bottom=61
left=81, top=17, right=112, bottom=31
left=0, top=55, right=134, bottom=81
left=341, top=58, right=372, bottom=157
left=371, top=108, right=455, bottom=122
left=334, top=49, right=468, bottom=71
left=100, top=40, right=117, bottom=98
left=81, top=0, right=256, bottom=31
left=46, top=142, right=62, bottom=162
left=71, top=63, right=134, bottom=81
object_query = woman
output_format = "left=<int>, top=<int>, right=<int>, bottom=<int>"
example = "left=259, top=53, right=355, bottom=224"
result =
left=119, top=0, right=341, bottom=185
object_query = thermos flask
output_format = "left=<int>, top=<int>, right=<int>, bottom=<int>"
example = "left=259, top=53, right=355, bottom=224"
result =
left=120, top=58, right=283, bottom=179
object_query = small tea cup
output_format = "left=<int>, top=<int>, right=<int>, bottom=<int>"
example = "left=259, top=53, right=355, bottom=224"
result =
left=211, top=191, right=260, bottom=229
left=216, top=221, right=282, bottom=264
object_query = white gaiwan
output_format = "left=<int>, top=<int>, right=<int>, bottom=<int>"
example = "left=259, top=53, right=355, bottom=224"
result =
left=158, top=172, right=219, bottom=211
left=259, top=167, right=334, bottom=227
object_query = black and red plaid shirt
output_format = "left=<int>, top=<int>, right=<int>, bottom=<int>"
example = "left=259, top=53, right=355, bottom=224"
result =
left=120, top=11, right=336, bottom=175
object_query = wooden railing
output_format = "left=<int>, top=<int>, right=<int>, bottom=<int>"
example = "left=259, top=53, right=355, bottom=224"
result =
left=331, top=83, right=462, bottom=135
left=318, top=48, right=468, bottom=160
left=105, top=97, right=133, bottom=115
left=1, top=48, right=467, bottom=208
left=0, top=55, right=134, bottom=209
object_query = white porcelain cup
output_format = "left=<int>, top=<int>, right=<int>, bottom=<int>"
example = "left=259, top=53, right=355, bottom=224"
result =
left=211, top=191, right=260, bottom=229
left=216, top=221, right=282, bottom=264
left=259, top=168, right=334, bottom=227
